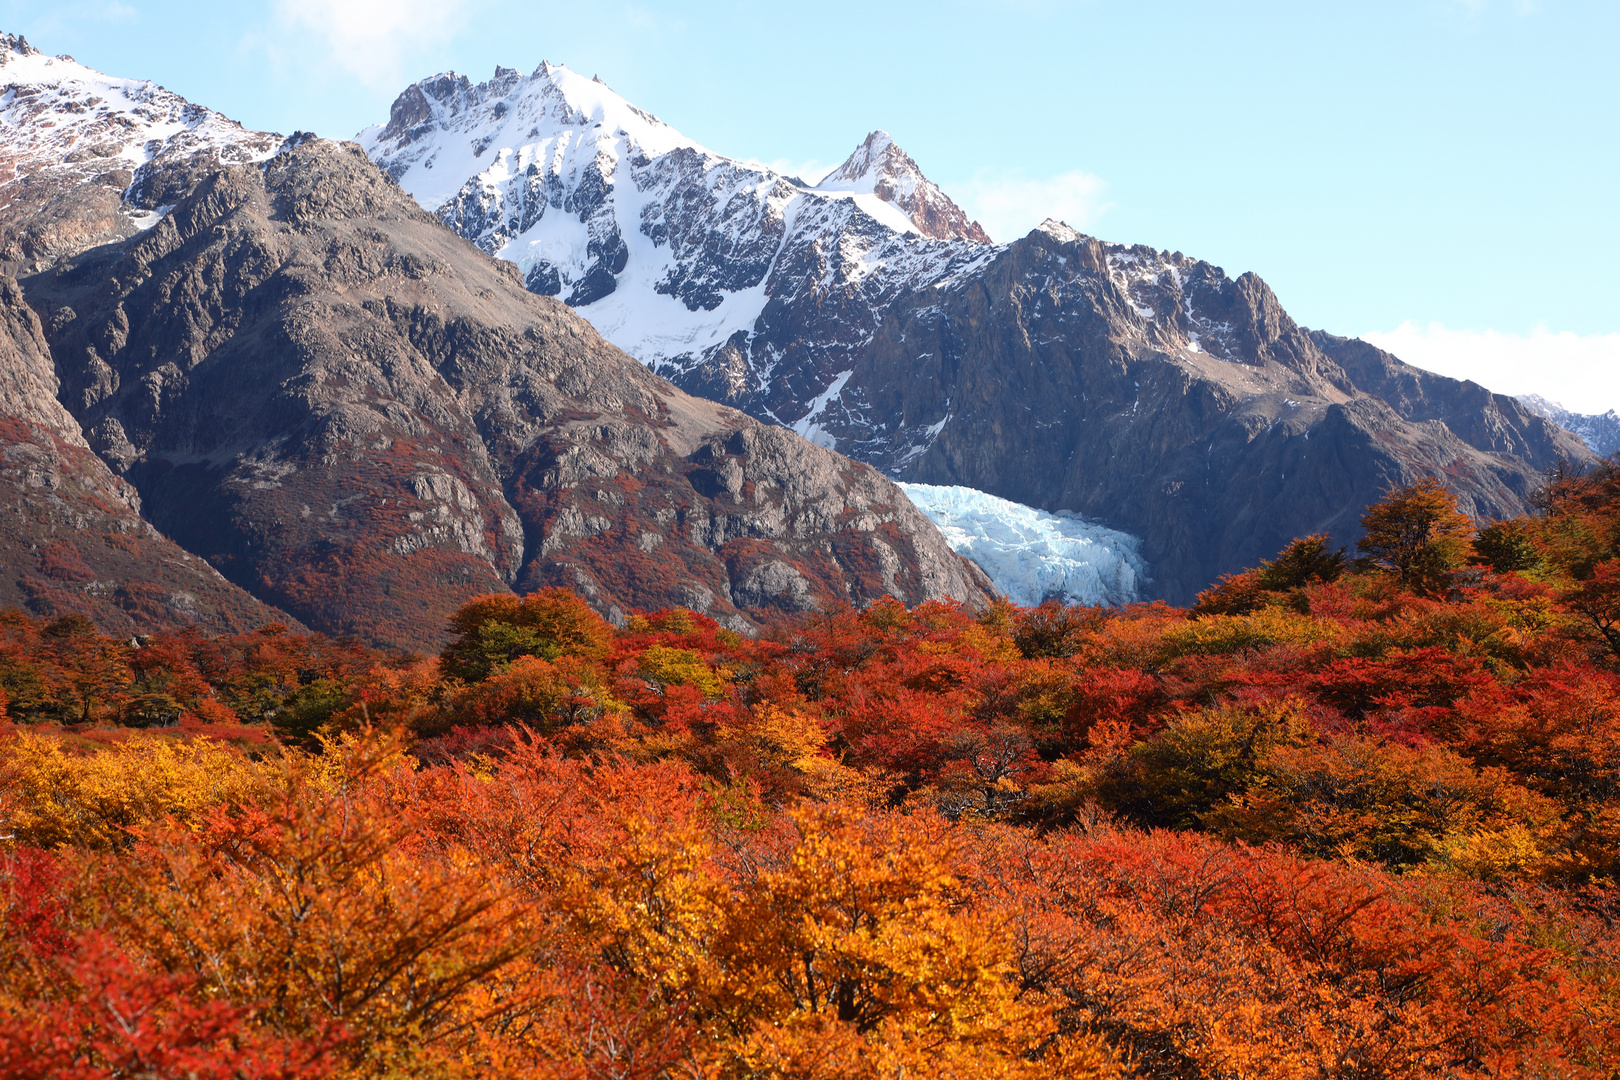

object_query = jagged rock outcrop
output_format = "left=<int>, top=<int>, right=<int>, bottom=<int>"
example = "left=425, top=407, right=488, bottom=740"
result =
left=0, top=273, right=298, bottom=633
left=21, top=138, right=990, bottom=650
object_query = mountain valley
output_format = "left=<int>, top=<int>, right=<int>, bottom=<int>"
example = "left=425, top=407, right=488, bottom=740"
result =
left=0, top=36, right=989, bottom=648
left=5, top=25, right=1620, bottom=1077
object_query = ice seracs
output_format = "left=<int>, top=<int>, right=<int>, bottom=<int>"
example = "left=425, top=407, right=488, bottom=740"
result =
left=899, top=483, right=1147, bottom=607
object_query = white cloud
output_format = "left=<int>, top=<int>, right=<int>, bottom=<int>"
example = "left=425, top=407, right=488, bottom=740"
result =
left=268, top=0, right=474, bottom=89
left=1361, top=322, right=1620, bottom=416
left=958, top=168, right=1110, bottom=244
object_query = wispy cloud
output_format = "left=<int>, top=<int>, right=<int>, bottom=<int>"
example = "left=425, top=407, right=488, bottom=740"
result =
left=1361, top=322, right=1620, bottom=415
left=620, top=3, right=686, bottom=34
left=266, top=0, right=475, bottom=89
left=1448, top=0, right=1539, bottom=16
left=740, top=157, right=836, bottom=185
left=958, top=168, right=1110, bottom=244
left=77, top=0, right=136, bottom=21
left=25, top=0, right=137, bottom=39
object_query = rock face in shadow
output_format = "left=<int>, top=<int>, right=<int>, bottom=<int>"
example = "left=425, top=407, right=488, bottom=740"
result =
left=0, top=274, right=298, bottom=634
left=22, top=139, right=990, bottom=650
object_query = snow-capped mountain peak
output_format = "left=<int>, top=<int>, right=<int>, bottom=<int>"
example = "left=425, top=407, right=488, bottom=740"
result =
left=815, top=130, right=990, bottom=243
left=359, top=61, right=702, bottom=215
left=1035, top=218, right=1083, bottom=243
left=362, top=61, right=996, bottom=434
left=0, top=32, right=279, bottom=180
left=0, top=30, right=281, bottom=271
left=1518, top=394, right=1620, bottom=456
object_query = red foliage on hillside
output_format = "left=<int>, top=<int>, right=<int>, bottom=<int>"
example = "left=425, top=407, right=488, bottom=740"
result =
left=4, top=475, right=1620, bottom=1075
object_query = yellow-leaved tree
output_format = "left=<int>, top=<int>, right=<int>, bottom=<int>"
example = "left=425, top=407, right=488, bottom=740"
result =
left=571, top=800, right=1114, bottom=1077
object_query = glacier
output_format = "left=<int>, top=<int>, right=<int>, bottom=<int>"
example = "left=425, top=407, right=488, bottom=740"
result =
left=898, top=484, right=1147, bottom=608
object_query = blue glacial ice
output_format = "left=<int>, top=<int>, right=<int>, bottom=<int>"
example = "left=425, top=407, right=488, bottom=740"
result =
left=898, top=483, right=1148, bottom=607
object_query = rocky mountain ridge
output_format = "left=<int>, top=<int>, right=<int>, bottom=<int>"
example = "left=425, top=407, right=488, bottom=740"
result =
left=364, top=64, right=1593, bottom=602
left=877, top=222, right=1587, bottom=599
left=358, top=63, right=997, bottom=435
left=1519, top=395, right=1620, bottom=457
left=15, top=133, right=989, bottom=649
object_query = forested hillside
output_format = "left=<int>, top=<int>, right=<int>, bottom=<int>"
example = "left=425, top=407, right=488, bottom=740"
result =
left=4, top=466, right=1620, bottom=1077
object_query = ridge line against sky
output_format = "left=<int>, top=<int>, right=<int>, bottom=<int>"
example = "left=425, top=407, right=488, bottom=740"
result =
left=4, top=0, right=1617, bottom=412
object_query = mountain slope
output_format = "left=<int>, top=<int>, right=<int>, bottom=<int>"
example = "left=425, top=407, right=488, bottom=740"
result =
left=0, top=33, right=307, bottom=634
left=859, top=223, right=1587, bottom=600
left=364, top=62, right=1591, bottom=603
left=21, top=136, right=989, bottom=650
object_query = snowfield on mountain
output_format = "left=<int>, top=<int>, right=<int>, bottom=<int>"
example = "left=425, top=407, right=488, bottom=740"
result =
left=358, top=61, right=996, bottom=437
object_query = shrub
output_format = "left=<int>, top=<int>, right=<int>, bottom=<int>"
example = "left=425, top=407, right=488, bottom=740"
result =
left=440, top=590, right=614, bottom=682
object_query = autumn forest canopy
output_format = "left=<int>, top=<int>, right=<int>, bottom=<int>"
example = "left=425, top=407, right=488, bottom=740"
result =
left=7, top=466, right=1620, bottom=1078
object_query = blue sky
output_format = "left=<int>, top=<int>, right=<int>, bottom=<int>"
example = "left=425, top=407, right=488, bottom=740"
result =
left=7, top=0, right=1618, bottom=410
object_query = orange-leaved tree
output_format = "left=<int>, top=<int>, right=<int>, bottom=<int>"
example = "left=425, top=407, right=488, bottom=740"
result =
left=440, top=589, right=614, bottom=683
left=1357, top=477, right=1475, bottom=594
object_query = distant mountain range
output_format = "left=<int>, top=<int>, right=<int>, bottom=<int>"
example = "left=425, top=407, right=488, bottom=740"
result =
left=362, top=60, right=1592, bottom=602
left=1518, top=395, right=1620, bottom=456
